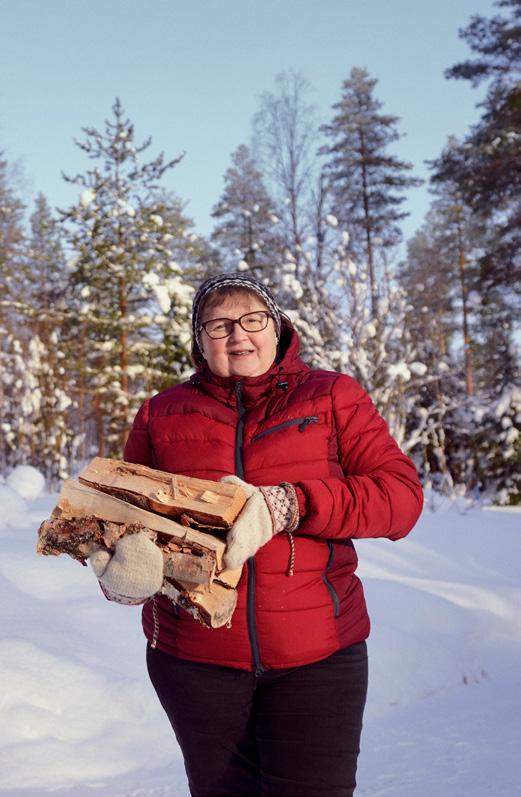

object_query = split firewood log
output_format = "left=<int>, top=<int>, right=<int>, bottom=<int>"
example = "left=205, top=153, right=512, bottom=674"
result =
left=79, top=458, right=245, bottom=527
left=37, top=462, right=247, bottom=628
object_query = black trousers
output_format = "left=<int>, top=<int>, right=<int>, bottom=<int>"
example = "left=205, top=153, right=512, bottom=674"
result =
left=147, top=642, right=368, bottom=797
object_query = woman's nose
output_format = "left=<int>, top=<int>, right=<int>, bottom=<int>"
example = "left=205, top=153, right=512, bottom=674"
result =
left=228, top=321, right=248, bottom=341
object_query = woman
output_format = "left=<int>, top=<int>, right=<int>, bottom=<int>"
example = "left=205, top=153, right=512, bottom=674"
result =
left=90, top=272, right=423, bottom=797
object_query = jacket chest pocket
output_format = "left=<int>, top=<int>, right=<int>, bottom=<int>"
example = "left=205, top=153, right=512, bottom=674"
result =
left=251, top=415, right=319, bottom=441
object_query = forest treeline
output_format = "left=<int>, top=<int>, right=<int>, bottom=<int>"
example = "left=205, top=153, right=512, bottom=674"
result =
left=1, top=0, right=519, bottom=502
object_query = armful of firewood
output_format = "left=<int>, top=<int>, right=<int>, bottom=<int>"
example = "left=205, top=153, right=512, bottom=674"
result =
left=37, top=461, right=247, bottom=628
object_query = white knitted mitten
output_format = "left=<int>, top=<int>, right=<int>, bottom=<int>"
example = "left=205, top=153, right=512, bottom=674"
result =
left=220, top=475, right=299, bottom=570
left=89, top=532, right=164, bottom=601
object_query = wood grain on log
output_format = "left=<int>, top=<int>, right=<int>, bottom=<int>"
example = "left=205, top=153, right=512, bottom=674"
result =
left=79, top=458, right=246, bottom=527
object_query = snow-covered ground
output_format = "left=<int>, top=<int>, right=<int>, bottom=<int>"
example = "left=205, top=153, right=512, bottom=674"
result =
left=1, top=468, right=520, bottom=796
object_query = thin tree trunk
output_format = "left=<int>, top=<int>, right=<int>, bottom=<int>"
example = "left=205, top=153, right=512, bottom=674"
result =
left=455, top=206, right=474, bottom=396
left=118, top=278, right=129, bottom=446
left=359, top=130, right=378, bottom=320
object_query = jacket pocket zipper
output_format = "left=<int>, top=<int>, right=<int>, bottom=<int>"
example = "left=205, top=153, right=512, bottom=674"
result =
left=252, top=415, right=319, bottom=441
left=322, top=542, right=340, bottom=618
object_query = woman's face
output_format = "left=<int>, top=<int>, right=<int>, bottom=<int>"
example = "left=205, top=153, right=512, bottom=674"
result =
left=199, top=294, right=278, bottom=378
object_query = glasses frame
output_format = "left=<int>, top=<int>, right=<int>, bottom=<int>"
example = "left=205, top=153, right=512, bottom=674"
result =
left=199, top=310, right=273, bottom=340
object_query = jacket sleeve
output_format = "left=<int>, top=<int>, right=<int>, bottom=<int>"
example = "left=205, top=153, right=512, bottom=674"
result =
left=294, top=374, right=423, bottom=541
left=123, top=399, right=155, bottom=467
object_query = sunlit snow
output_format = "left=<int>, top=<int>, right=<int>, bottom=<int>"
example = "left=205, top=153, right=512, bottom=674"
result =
left=0, top=469, right=520, bottom=796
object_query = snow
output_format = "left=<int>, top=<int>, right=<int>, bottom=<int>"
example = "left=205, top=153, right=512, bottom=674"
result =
left=387, top=361, right=411, bottom=381
left=1, top=476, right=520, bottom=796
left=409, top=361, right=427, bottom=376
left=6, top=465, right=45, bottom=500
left=80, top=189, right=96, bottom=208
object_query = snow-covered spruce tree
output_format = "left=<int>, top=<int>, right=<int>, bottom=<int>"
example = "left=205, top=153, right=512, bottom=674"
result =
left=479, top=384, right=521, bottom=503
left=142, top=189, right=212, bottom=395
left=416, top=383, right=520, bottom=503
left=14, top=195, right=76, bottom=485
left=0, top=335, right=44, bottom=470
left=0, top=153, right=27, bottom=473
left=0, top=154, right=25, bottom=310
left=320, top=67, right=421, bottom=321
left=59, top=98, right=195, bottom=457
left=211, top=144, right=283, bottom=274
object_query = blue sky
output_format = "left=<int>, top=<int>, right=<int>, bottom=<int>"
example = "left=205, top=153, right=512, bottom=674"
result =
left=0, top=0, right=497, bottom=242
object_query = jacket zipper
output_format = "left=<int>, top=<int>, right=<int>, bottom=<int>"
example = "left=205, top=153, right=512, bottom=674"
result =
left=234, top=381, right=264, bottom=677
left=252, top=415, right=319, bottom=441
left=322, top=542, right=340, bottom=617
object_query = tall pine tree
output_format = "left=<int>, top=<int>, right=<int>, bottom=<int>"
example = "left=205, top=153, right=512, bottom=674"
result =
left=432, top=0, right=520, bottom=395
left=320, top=67, right=421, bottom=320
left=211, top=145, right=282, bottom=273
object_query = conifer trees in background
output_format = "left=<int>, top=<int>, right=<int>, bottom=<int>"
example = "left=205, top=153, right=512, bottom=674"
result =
left=0, top=154, right=29, bottom=472
left=319, top=67, right=421, bottom=321
left=19, top=195, right=74, bottom=484
left=417, top=0, right=521, bottom=498
left=431, top=0, right=520, bottom=400
left=211, top=144, right=282, bottom=272
left=60, top=98, right=195, bottom=456
left=0, top=4, right=519, bottom=502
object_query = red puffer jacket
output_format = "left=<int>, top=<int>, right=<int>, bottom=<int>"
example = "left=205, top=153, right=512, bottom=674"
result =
left=124, top=323, right=423, bottom=672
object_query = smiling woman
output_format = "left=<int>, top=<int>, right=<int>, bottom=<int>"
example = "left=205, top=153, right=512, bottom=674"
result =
left=90, top=271, right=423, bottom=797
left=198, top=296, right=279, bottom=377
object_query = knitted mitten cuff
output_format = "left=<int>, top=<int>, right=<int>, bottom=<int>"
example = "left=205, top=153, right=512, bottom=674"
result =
left=260, top=482, right=300, bottom=534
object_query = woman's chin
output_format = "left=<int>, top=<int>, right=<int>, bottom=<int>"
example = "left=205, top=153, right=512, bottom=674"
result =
left=227, top=355, right=262, bottom=377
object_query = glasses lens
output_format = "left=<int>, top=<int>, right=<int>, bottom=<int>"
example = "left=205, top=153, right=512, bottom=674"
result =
left=204, top=319, right=233, bottom=338
left=240, top=312, right=268, bottom=332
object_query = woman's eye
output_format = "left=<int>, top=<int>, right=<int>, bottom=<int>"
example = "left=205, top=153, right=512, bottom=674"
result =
left=244, top=314, right=262, bottom=326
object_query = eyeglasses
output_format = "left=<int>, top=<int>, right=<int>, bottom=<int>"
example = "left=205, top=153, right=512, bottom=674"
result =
left=200, top=311, right=273, bottom=339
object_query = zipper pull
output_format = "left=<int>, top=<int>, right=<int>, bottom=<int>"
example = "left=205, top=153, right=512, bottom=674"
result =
left=298, top=416, right=318, bottom=432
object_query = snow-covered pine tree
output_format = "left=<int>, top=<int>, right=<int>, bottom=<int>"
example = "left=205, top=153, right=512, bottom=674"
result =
left=319, top=67, right=421, bottom=321
left=211, top=144, right=283, bottom=274
left=59, top=98, right=195, bottom=457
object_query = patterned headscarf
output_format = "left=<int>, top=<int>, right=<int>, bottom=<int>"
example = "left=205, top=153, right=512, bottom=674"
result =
left=192, top=273, right=282, bottom=354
